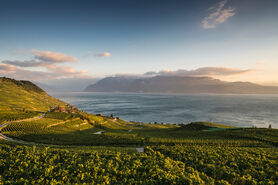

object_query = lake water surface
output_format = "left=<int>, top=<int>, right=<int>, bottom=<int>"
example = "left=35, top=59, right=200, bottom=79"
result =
left=51, top=92, right=278, bottom=128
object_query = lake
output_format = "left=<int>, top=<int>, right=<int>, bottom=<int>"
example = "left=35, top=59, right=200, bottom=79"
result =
left=51, top=92, right=278, bottom=128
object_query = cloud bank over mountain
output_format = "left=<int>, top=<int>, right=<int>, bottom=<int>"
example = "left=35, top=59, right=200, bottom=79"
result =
left=144, top=67, right=251, bottom=77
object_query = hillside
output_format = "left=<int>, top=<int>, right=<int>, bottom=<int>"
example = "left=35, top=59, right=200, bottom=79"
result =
left=0, top=77, right=70, bottom=124
left=0, top=77, right=178, bottom=145
left=0, top=77, right=67, bottom=112
left=84, top=76, right=278, bottom=94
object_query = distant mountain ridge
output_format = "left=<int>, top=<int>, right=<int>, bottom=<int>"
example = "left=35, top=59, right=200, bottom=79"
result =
left=33, top=78, right=101, bottom=92
left=84, top=76, right=278, bottom=94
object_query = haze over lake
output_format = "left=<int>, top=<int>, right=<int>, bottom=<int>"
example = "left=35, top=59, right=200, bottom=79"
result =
left=52, top=92, right=278, bottom=129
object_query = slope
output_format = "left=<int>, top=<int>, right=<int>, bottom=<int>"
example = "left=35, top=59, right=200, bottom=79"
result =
left=0, top=77, right=67, bottom=112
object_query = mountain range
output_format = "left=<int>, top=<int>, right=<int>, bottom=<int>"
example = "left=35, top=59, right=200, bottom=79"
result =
left=84, top=76, right=278, bottom=94
left=33, top=78, right=100, bottom=92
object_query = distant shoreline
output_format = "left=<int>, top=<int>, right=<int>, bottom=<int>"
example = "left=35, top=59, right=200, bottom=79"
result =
left=50, top=92, right=278, bottom=129
left=50, top=91, right=278, bottom=97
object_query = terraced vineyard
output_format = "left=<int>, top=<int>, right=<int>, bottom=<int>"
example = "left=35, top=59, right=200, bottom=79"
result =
left=0, top=112, right=95, bottom=144
left=44, top=112, right=79, bottom=120
left=0, top=110, right=41, bottom=124
left=2, top=111, right=278, bottom=148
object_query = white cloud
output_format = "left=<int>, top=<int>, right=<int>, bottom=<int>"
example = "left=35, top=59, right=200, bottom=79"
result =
left=202, top=0, right=235, bottom=29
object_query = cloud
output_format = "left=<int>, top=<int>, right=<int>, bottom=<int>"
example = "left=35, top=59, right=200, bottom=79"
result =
left=111, top=67, right=252, bottom=80
left=2, top=60, right=50, bottom=67
left=255, top=61, right=266, bottom=66
left=32, top=50, right=77, bottom=62
left=202, top=0, right=235, bottom=29
left=83, top=51, right=111, bottom=58
left=0, top=50, right=89, bottom=81
left=0, top=63, right=88, bottom=81
left=144, top=67, right=252, bottom=77
left=0, top=63, right=17, bottom=71
left=48, top=65, right=88, bottom=77
left=94, top=52, right=111, bottom=57
left=3, top=50, right=78, bottom=68
left=0, top=63, right=50, bottom=80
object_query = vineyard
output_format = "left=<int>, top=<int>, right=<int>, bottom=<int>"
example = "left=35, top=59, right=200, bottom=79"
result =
left=1, top=111, right=278, bottom=148
left=0, top=141, right=277, bottom=184
left=1, top=110, right=277, bottom=185
left=0, top=110, right=40, bottom=124
left=1, top=114, right=96, bottom=144
left=44, top=112, right=79, bottom=120
left=1, top=77, right=278, bottom=184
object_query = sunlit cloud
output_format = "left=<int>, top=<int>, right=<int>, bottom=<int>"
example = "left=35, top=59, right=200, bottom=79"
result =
left=255, top=61, right=267, bottom=67
left=3, top=50, right=78, bottom=68
left=94, top=52, right=111, bottom=57
left=32, top=50, right=77, bottom=62
left=0, top=50, right=89, bottom=81
left=114, top=67, right=278, bottom=86
left=144, top=67, right=251, bottom=77
left=202, top=0, right=235, bottom=29
left=0, top=63, right=17, bottom=71
left=0, top=63, right=88, bottom=81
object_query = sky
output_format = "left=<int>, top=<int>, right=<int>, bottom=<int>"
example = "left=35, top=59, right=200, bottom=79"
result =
left=0, top=0, right=278, bottom=86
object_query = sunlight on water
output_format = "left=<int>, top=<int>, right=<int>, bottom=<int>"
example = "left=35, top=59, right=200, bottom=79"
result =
left=51, top=92, right=278, bottom=128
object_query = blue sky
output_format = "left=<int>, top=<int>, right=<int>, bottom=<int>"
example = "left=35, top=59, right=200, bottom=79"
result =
left=1, top=0, right=278, bottom=85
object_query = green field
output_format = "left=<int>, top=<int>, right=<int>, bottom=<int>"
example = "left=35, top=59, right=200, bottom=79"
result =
left=0, top=77, right=278, bottom=184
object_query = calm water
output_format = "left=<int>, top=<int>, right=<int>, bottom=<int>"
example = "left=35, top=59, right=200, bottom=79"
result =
left=51, top=92, right=278, bottom=128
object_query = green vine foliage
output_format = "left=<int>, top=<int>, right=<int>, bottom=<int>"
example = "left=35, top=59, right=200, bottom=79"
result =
left=0, top=143, right=277, bottom=185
